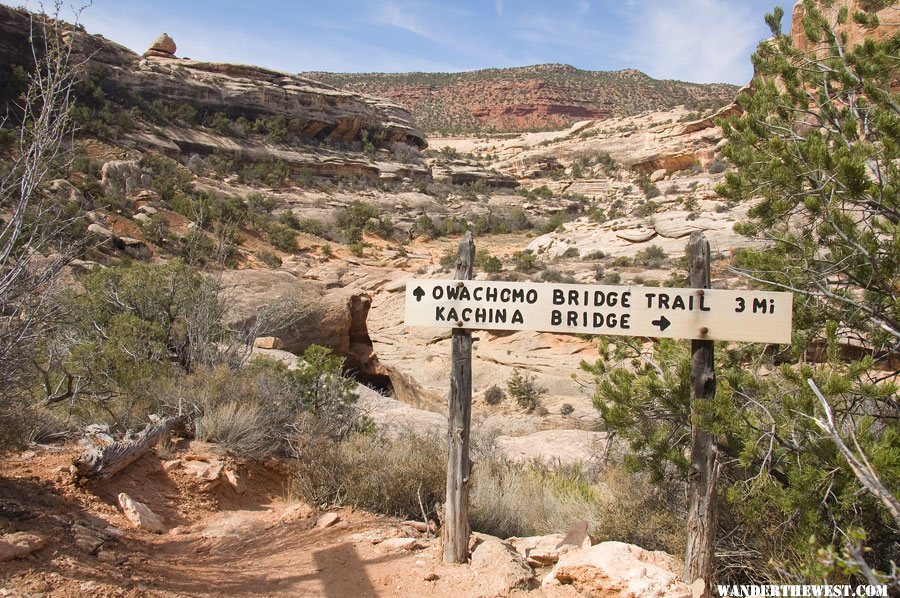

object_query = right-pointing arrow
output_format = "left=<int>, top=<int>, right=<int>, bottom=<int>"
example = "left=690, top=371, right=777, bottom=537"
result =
left=652, top=315, right=671, bottom=331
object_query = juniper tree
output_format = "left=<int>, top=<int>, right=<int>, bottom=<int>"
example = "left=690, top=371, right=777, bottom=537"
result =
left=586, top=1, right=898, bottom=587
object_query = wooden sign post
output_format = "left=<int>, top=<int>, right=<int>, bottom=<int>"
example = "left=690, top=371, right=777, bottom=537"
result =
left=405, top=231, right=791, bottom=578
left=443, top=231, right=474, bottom=564
left=684, top=232, right=721, bottom=598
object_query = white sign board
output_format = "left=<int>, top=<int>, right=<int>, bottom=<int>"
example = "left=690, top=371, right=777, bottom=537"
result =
left=404, top=279, right=792, bottom=344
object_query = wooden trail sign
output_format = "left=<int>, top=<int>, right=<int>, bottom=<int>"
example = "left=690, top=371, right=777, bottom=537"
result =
left=405, top=279, right=793, bottom=344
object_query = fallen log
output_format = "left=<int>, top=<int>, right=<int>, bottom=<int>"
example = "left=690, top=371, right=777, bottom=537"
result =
left=73, top=415, right=187, bottom=480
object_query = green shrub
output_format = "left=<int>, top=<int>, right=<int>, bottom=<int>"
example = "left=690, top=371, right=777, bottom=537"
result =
left=560, top=403, right=574, bottom=416
left=246, top=192, right=277, bottom=214
left=267, top=225, right=298, bottom=253
left=633, top=245, right=667, bottom=268
left=335, top=200, right=379, bottom=243
left=506, top=369, right=545, bottom=412
left=349, top=242, right=365, bottom=257
left=540, top=269, right=576, bottom=284
left=484, top=385, right=505, bottom=405
left=512, top=251, right=539, bottom=273
left=475, top=250, right=502, bottom=273
left=706, top=159, right=728, bottom=174
left=256, top=250, right=282, bottom=268
left=561, top=247, right=580, bottom=259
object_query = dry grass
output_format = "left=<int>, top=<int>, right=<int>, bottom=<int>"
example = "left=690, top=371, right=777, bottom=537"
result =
left=291, top=429, right=684, bottom=555
left=194, top=401, right=272, bottom=458
left=291, top=431, right=447, bottom=520
left=470, top=458, right=684, bottom=554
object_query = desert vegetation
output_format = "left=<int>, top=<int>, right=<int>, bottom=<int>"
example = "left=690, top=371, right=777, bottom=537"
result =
left=0, top=1, right=896, bottom=596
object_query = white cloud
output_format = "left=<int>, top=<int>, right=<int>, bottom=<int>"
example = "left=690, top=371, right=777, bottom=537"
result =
left=621, top=0, right=763, bottom=84
left=375, top=1, right=439, bottom=41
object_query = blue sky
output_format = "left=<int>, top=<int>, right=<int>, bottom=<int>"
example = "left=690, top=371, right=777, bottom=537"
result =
left=50, top=0, right=785, bottom=84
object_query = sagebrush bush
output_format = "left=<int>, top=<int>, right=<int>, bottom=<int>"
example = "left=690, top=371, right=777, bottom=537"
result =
left=291, top=432, right=446, bottom=518
left=195, top=401, right=272, bottom=458
left=484, top=385, right=505, bottom=405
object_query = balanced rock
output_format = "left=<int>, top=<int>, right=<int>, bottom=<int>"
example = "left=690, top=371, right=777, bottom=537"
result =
left=117, top=493, right=165, bottom=533
left=147, top=33, right=176, bottom=56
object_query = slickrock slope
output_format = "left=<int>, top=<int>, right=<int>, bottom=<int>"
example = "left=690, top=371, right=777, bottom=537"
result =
left=307, top=64, right=739, bottom=133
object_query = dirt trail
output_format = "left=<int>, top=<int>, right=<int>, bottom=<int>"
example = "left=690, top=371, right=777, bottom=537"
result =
left=0, top=444, right=569, bottom=597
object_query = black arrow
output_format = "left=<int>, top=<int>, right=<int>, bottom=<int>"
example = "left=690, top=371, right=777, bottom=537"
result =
left=651, top=315, right=671, bottom=331
left=413, top=286, right=426, bottom=302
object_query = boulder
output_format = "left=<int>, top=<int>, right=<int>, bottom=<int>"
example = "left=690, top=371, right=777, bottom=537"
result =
left=252, top=336, right=284, bottom=350
left=119, top=236, right=151, bottom=260
left=508, top=533, right=566, bottom=567
left=470, top=536, right=536, bottom=597
left=100, top=160, right=142, bottom=191
left=316, top=512, right=340, bottom=529
left=147, top=33, right=176, bottom=56
left=649, top=168, right=667, bottom=183
left=117, top=493, right=165, bottom=533
left=183, top=459, right=224, bottom=484
left=223, top=467, right=246, bottom=494
left=652, top=211, right=720, bottom=239
left=354, top=384, right=445, bottom=437
left=87, top=223, right=115, bottom=239
left=48, top=179, right=85, bottom=204
left=220, top=269, right=379, bottom=374
left=542, top=541, right=692, bottom=598
left=0, top=532, right=47, bottom=561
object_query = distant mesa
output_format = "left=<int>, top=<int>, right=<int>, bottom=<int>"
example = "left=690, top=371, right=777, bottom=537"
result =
left=144, top=33, right=176, bottom=59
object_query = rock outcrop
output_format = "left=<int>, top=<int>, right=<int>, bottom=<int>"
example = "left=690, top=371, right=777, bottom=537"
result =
left=542, top=541, right=693, bottom=597
left=470, top=537, right=537, bottom=597
left=0, top=5, right=425, bottom=150
left=219, top=269, right=382, bottom=378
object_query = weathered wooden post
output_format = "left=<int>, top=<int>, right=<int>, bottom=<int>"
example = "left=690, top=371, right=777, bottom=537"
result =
left=443, top=231, right=475, bottom=563
left=684, top=231, right=721, bottom=597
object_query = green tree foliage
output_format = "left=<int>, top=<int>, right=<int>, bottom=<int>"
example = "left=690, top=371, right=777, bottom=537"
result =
left=506, top=368, right=546, bottom=412
left=586, top=3, right=899, bottom=586
left=718, top=2, right=898, bottom=357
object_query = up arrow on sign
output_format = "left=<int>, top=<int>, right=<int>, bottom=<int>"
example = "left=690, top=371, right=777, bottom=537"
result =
left=404, top=279, right=793, bottom=344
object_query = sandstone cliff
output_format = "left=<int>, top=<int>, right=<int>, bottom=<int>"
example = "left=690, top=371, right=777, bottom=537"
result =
left=0, top=4, right=425, bottom=149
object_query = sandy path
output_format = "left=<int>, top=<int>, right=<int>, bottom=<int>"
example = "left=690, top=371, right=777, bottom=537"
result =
left=0, top=445, right=570, bottom=597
